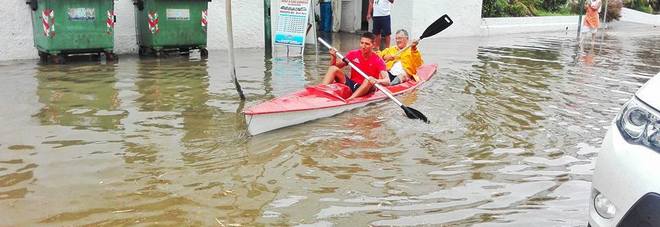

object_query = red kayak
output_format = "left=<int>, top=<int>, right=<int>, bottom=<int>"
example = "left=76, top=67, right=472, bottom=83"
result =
left=244, top=64, right=437, bottom=135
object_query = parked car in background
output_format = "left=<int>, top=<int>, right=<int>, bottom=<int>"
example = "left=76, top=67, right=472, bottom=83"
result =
left=589, top=72, right=660, bottom=226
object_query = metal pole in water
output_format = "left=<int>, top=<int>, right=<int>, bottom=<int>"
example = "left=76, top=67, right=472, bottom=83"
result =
left=603, top=0, right=609, bottom=28
left=577, top=0, right=585, bottom=39
left=226, top=0, right=246, bottom=100
left=264, top=0, right=272, bottom=57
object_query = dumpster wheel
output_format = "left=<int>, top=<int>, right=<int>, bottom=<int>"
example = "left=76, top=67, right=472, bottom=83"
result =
left=179, top=48, right=190, bottom=56
left=138, top=46, right=149, bottom=57
left=200, top=48, right=208, bottom=58
left=38, top=51, right=48, bottom=62
left=53, top=54, right=66, bottom=64
left=105, top=51, right=117, bottom=61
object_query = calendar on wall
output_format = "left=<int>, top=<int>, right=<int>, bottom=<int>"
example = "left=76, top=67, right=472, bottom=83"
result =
left=274, top=0, right=311, bottom=47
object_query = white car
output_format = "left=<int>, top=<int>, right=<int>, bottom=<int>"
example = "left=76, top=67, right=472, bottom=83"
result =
left=589, top=72, right=660, bottom=227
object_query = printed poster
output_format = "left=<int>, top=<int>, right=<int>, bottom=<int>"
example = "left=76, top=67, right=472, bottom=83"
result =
left=274, top=0, right=311, bottom=46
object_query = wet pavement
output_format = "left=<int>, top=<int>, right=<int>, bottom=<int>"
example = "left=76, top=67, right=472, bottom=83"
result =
left=0, top=22, right=659, bottom=226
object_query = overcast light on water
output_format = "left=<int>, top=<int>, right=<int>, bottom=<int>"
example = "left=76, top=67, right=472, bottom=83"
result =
left=0, top=23, right=659, bottom=226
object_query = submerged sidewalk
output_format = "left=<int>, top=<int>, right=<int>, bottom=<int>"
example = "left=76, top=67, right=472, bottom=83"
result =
left=480, top=8, right=659, bottom=36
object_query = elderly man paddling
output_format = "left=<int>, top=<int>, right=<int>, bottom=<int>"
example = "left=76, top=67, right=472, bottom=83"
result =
left=378, top=29, right=424, bottom=85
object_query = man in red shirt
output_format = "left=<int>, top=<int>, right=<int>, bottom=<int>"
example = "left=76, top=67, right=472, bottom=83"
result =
left=321, top=32, right=389, bottom=100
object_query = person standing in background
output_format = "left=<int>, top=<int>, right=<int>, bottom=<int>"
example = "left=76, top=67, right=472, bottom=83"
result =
left=367, top=0, right=394, bottom=50
left=331, top=0, right=342, bottom=32
left=581, top=0, right=602, bottom=47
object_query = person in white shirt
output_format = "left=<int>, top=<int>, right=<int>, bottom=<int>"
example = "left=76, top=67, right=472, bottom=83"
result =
left=367, top=0, right=394, bottom=50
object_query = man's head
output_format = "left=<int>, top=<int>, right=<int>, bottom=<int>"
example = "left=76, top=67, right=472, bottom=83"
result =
left=359, top=32, right=376, bottom=54
left=395, top=29, right=409, bottom=49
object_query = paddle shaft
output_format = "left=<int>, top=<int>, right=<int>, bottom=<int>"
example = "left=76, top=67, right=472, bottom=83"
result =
left=393, top=40, right=418, bottom=56
left=317, top=38, right=405, bottom=107
left=393, top=14, right=453, bottom=56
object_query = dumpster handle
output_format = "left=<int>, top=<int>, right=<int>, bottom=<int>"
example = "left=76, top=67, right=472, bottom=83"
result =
left=26, top=0, right=38, bottom=11
left=134, top=0, right=144, bottom=11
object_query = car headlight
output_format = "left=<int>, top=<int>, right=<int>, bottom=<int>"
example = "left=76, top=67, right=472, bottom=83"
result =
left=617, top=97, right=660, bottom=152
left=594, top=191, right=617, bottom=219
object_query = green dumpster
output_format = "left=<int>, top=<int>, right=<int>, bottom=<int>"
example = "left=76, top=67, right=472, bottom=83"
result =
left=133, top=0, right=210, bottom=58
left=26, top=0, right=117, bottom=64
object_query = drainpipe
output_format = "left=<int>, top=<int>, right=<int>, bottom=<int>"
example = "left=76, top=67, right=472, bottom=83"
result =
left=264, top=0, right=272, bottom=56
left=226, top=0, right=246, bottom=100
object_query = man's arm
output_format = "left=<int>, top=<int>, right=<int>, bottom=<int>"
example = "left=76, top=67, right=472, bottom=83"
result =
left=409, top=42, right=424, bottom=74
left=368, top=70, right=391, bottom=86
left=367, top=0, right=373, bottom=20
left=379, top=47, right=396, bottom=63
left=378, top=70, right=391, bottom=86
left=329, top=49, right=347, bottom=68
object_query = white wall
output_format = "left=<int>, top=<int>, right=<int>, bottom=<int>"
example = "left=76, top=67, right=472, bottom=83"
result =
left=390, top=0, right=412, bottom=36
left=620, top=8, right=660, bottom=25
left=389, top=0, right=482, bottom=39
left=0, top=0, right=265, bottom=61
left=411, top=0, right=483, bottom=38
left=0, top=1, right=38, bottom=61
left=481, top=16, right=579, bottom=36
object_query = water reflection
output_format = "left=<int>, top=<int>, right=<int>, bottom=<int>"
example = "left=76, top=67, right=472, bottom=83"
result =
left=0, top=27, right=658, bottom=226
left=633, top=38, right=660, bottom=76
left=270, top=57, right=309, bottom=96
left=461, top=43, right=558, bottom=157
left=33, top=64, right=125, bottom=131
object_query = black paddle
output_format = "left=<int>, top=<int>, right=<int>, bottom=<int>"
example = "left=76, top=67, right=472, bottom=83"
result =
left=396, top=14, right=453, bottom=56
left=316, top=14, right=453, bottom=123
left=318, top=38, right=430, bottom=123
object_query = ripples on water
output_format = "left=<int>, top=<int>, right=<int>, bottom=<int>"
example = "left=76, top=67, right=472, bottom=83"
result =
left=0, top=26, right=658, bottom=226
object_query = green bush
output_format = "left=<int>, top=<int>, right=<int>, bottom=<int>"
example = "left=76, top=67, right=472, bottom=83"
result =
left=521, top=0, right=544, bottom=14
left=483, top=0, right=513, bottom=17
left=651, top=0, right=660, bottom=12
left=541, top=0, right=569, bottom=11
left=509, top=1, right=534, bottom=16
left=624, top=0, right=657, bottom=13
left=482, top=0, right=574, bottom=17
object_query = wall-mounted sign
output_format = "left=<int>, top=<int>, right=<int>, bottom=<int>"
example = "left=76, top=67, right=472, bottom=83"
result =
left=274, top=0, right=310, bottom=46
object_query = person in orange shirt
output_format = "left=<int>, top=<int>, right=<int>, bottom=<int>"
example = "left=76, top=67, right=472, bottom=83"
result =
left=378, top=29, right=424, bottom=86
left=581, top=0, right=602, bottom=46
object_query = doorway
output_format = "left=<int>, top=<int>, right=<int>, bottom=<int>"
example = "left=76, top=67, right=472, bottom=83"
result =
left=360, top=0, right=369, bottom=31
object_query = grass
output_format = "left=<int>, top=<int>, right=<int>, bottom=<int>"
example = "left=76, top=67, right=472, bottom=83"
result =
left=533, top=5, right=576, bottom=16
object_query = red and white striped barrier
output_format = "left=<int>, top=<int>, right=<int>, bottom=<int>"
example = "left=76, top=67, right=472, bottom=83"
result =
left=106, top=10, right=116, bottom=34
left=148, top=11, right=159, bottom=34
left=41, top=8, right=55, bottom=38
left=201, top=10, right=208, bottom=32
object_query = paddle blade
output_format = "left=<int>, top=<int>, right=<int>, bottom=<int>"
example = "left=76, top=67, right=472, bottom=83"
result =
left=420, top=14, right=453, bottom=40
left=402, top=106, right=429, bottom=123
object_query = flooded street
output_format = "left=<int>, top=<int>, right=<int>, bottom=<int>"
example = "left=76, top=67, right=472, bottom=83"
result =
left=1, top=23, right=659, bottom=226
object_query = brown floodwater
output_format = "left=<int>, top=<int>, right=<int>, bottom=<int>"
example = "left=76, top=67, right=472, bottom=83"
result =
left=1, top=23, right=658, bottom=226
